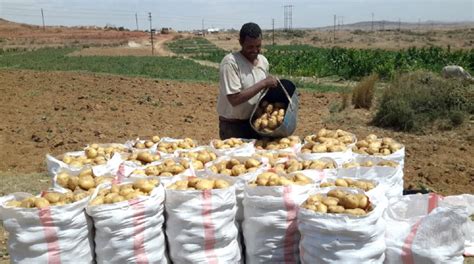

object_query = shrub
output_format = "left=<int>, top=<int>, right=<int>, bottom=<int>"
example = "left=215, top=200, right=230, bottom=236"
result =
left=352, top=74, right=378, bottom=109
left=372, top=71, right=473, bottom=131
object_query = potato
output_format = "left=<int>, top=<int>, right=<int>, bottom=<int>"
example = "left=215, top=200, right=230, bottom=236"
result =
left=231, top=164, right=247, bottom=176
left=67, top=176, right=79, bottom=191
left=340, top=194, right=359, bottom=209
left=34, top=198, right=50, bottom=209
left=322, top=197, right=339, bottom=206
left=43, top=192, right=61, bottom=203
left=57, top=172, right=70, bottom=187
left=328, top=205, right=345, bottom=214
left=245, top=158, right=261, bottom=169
left=195, top=179, right=215, bottom=190
left=89, top=196, right=104, bottom=206
left=214, top=179, right=230, bottom=189
left=344, top=208, right=367, bottom=216
left=335, top=179, right=349, bottom=187
left=79, top=176, right=95, bottom=190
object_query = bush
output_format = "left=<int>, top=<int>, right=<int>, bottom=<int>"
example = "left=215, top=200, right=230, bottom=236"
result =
left=372, top=71, right=473, bottom=131
left=352, top=74, right=378, bottom=109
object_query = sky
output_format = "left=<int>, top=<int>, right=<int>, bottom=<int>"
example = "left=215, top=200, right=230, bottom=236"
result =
left=0, top=0, right=473, bottom=31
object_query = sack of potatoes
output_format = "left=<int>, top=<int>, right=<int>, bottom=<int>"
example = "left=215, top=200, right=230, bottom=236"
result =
left=255, top=136, right=301, bottom=151
left=342, top=159, right=399, bottom=169
left=156, top=137, right=198, bottom=154
left=301, top=188, right=373, bottom=216
left=305, top=128, right=356, bottom=146
left=58, top=143, right=128, bottom=168
left=89, top=178, right=160, bottom=206
left=353, top=134, right=403, bottom=156
left=207, top=157, right=266, bottom=177
left=55, top=168, right=115, bottom=194
left=167, top=177, right=231, bottom=191
left=248, top=171, right=313, bottom=187
left=4, top=190, right=91, bottom=209
left=132, top=158, right=193, bottom=178
left=319, top=178, right=377, bottom=192
left=211, top=137, right=251, bottom=150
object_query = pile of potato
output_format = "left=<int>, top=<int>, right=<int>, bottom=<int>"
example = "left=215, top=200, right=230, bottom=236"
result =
left=56, top=169, right=114, bottom=193
left=167, top=177, right=230, bottom=190
left=302, top=189, right=372, bottom=216
left=157, top=138, right=197, bottom=153
left=133, top=159, right=190, bottom=177
left=208, top=158, right=262, bottom=176
left=89, top=179, right=159, bottom=206
left=126, top=151, right=161, bottom=165
left=61, top=144, right=128, bottom=167
left=305, top=128, right=355, bottom=145
left=252, top=101, right=287, bottom=133
left=5, top=191, right=88, bottom=209
left=178, top=149, right=217, bottom=169
left=272, top=159, right=336, bottom=173
left=255, top=136, right=301, bottom=150
left=342, top=160, right=398, bottom=168
left=212, top=138, right=247, bottom=149
left=319, top=178, right=376, bottom=192
left=249, top=172, right=312, bottom=186
left=352, top=134, right=403, bottom=156
left=133, top=136, right=161, bottom=149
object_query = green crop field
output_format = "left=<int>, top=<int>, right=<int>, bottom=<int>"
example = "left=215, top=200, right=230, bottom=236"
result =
left=166, top=37, right=229, bottom=63
left=0, top=47, right=220, bottom=82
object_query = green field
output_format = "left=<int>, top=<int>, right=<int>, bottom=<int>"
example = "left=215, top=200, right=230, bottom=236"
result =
left=0, top=47, right=220, bottom=82
left=0, top=47, right=345, bottom=93
left=166, top=37, right=228, bottom=63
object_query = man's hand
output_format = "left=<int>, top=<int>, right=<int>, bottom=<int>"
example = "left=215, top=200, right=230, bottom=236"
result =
left=263, top=75, right=278, bottom=89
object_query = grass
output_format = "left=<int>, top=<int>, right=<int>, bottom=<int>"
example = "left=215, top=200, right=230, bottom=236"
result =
left=166, top=37, right=229, bottom=63
left=372, top=71, right=473, bottom=131
left=352, top=74, right=378, bottom=109
left=0, top=172, right=50, bottom=197
left=0, top=47, right=219, bottom=82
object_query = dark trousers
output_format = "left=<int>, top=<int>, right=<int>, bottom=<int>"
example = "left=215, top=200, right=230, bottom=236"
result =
left=219, top=119, right=261, bottom=140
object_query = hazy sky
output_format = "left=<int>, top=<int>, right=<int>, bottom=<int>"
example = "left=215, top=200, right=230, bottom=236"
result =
left=1, top=0, right=473, bottom=31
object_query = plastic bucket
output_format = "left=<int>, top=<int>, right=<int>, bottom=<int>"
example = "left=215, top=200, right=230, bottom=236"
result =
left=250, top=79, right=298, bottom=138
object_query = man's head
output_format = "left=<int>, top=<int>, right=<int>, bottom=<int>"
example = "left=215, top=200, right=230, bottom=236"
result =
left=239, top=22, right=262, bottom=62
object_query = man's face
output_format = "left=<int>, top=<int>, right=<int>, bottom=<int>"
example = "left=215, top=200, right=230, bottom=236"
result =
left=239, top=36, right=262, bottom=62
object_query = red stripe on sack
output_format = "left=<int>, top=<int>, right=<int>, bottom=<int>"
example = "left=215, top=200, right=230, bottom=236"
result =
left=113, top=163, right=126, bottom=184
left=283, top=185, right=297, bottom=264
left=316, top=170, right=326, bottom=181
left=202, top=190, right=218, bottom=264
left=129, top=199, right=149, bottom=264
left=401, top=193, right=440, bottom=264
left=428, top=193, right=440, bottom=213
left=39, top=207, right=61, bottom=264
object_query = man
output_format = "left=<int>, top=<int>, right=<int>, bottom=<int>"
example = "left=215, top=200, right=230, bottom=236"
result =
left=217, top=22, right=278, bottom=140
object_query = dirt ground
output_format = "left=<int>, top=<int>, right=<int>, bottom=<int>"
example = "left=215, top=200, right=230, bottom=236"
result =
left=0, top=69, right=472, bottom=194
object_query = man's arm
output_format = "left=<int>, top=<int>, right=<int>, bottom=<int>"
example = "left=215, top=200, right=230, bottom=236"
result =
left=227, top=76, right=278, bottom=106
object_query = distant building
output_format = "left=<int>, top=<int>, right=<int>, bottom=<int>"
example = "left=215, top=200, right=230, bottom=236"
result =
left=207, top=28, right=220, bottom=34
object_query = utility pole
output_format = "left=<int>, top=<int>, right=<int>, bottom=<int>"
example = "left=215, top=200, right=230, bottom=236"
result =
left=41, top=8, right=45, bottom=31
left=135, top=13, right=139, bottom=31
left=333, top=14, right=336, bottom=42
left=398, top=18, right=401, bottom=31
left=283, top=5, right=287, bottom=31
left=148, top=12, right=154, bottom=55
left=202, top=18, right=205, bottom=36
left=371, top=12, right=374, bottom=31
left=272, top=18, right=275, bottom=45
left=288, top=5, right=293, bottom=31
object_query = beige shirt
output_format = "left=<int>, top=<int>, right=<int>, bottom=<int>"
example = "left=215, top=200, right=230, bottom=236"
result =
left=217, top=52, right=269, bottom=120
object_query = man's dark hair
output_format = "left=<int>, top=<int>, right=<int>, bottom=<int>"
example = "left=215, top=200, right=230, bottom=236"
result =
left=239, top=22, right=262, bottom=40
